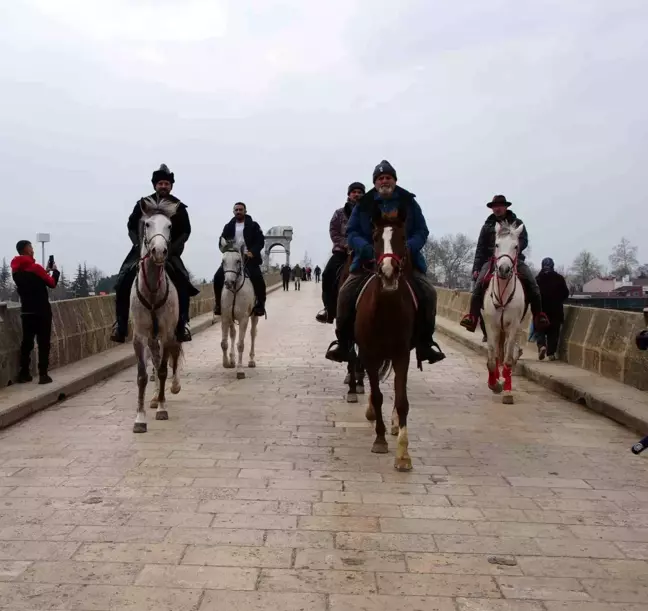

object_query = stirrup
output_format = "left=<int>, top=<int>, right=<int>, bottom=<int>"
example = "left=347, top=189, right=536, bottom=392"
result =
left=460, top=314, right=478, bottom=332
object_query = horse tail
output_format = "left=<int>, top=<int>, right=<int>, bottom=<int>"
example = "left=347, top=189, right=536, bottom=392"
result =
left=379, top=360, right=392, bottom=382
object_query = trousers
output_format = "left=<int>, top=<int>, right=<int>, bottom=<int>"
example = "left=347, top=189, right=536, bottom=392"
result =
left=20, top=312, right=52, bottom=375
left=321, top=251, right=347, bottom=317
left=537, top=323, right=561, bottom=356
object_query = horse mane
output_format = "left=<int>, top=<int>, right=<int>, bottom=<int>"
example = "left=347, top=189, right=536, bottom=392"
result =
left=140, top=196, right=179, bottom=219
left=496, top=221, right=516, bottom=237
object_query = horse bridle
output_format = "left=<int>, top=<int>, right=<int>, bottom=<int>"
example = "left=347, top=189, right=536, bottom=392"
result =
left=136, top=227, right=170, bottom=314
left=491, top=252, right=518, bottom=310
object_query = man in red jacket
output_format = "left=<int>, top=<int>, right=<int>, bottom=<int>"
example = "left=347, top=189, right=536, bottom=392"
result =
left=11, top=240, right=60, bottom=384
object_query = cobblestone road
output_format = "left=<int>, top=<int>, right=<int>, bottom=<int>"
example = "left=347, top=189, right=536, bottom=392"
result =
left=1, top=281, right=648, bottom=610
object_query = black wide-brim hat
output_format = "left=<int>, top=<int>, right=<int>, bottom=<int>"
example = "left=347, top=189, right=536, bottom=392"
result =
left=487, top=194, right=511, bottom=208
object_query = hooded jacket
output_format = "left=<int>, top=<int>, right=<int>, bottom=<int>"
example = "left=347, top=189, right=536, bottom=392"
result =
left=11, top=256, right=60, bottom=314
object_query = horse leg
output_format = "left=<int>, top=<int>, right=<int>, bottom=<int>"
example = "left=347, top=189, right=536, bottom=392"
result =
left=486, top=322, right=503, bottom=394
left=367, top=366, right=387, bottom=454
left=155, top=345, right=170, bottom=420
left=502, top=331, right=516, bottom=405
left=133, top=338, right=148, bottom=433
left=229, top=322, right=236, bottom=369
left=236, top=316, right=249, bottom=380
left=347, top=347, right=358, bottom=404
left=248, top=315, right=258, bottom=368
left=393, top=353, right=412, bottom=472
left=148, top=339, right=161, bottom=409
left=221, top=317, right=232, bottom=369
left=356, top=362, right=365, bottom=395
left=170, top=342, right=182, bottom=395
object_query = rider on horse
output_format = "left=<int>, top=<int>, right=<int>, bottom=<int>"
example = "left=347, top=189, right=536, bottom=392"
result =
left=460, top=194, right=549, bottom=333
left=111, top=164, right=199, bottom=344
left=316, top=181, right=366, bottom=324
left=213, top=202, right=266, bottom=317
left=325, top=160, right=445, bottom=367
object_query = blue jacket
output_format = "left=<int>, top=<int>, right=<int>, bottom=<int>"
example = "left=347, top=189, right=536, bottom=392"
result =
left=346, top=186, right=429, bottom=273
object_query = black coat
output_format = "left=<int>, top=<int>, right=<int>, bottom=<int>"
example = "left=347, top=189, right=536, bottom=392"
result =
left=220, top=215, right=265, bottom=266
left=11, top=255, right=60, bottom=315
left=127, top=194, right=191, bottom=255
left=473, top=210, right=529, bottom=273
left=536, top=270, right=570, bottom=324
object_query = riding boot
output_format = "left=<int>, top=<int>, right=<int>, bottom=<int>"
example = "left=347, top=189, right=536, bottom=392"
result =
left=176, top=287, right=192, bottom=342
left=110, top=271, right=134, bottom=343
left=325, top=326, right=353, bottom=363
left=248, top=265, right=266, bottom=317
left=460, top=282, right=485, bottom=333
left=213, top=267, right=224, bottom=316
left=413, top=299, right=446, bottom=366
left=518, top=263, right=550, bottom=331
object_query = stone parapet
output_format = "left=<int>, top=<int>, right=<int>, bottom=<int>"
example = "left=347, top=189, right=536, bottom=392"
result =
left=435, top=286, right=648, bottom=391
left=0, top=272, right=280, bottom=388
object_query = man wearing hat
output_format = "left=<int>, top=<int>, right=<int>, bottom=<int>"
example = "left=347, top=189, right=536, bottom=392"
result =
left=110, top=164, right=199, bottom=344
left=325, top=161, right=445, bottom=367
left=460, top=194, right=549, bottom=333
left=316, top=181, right=366, bottom=324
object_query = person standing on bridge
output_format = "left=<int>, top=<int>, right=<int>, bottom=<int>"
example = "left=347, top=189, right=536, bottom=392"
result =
left=459, top=194, right=549, bottom=335
left=213, top=202, right=266, bottom=317
left=111, top=164, right=199, bottom=344
left=281, top=263, right=291, bottom=291
left=314, top=265, right=321, bottom=283
left=325, top=161, right=445, bottom=366
left=535, top=257, right=569, bottom=361
left=316, top=181, right=366, bottom=324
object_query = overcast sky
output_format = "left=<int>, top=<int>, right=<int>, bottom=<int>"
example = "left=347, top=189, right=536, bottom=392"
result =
left=1, top=0, right=646, bottom=281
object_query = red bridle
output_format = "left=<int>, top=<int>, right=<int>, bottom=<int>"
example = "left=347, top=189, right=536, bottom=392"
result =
left=377, top=253, right=403, bottom=267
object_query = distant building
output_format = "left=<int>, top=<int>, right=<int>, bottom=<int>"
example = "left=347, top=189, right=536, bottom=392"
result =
left=582, top=276, right=633, bottom=294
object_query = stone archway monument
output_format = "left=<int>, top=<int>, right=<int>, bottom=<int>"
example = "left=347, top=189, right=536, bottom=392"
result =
left=264, top=226, right=293, bottom=271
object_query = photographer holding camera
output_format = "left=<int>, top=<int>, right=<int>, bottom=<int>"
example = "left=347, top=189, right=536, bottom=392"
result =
left=11, top=241, right=60, bottom=384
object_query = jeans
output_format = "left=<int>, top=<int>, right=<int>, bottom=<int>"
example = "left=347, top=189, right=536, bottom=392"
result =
left=20, top=312, right=52, bottom=375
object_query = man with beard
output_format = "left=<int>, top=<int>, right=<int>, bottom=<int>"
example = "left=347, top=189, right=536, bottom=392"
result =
left=316, top=182, right=365, bottom=324
left=213, top=202, right=266, bottom=317
left=459, top=194, right=549, bottom=334
left=325, top=161, right=445, bottom=367
left=110, top=164, right=199, bottom=343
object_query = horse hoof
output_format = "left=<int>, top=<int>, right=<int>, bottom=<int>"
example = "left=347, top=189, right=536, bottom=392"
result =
left=390, top=425, right=399, bottom=436
left=224, top=362, right=235, bottom=369
left=133, top=422, right=147, bottom=433
left=155, top=410, right=168, bottom=420
left=502, top=394, right=514, bottom=405
left=347, top=393, right=358, bottom=404
left=394, top=457, right=413, bottom=472
left=372, top=441, right=389, bottom=454
left=344, top=373, right=351, bottom=385
left=170, top=383, right=181, bottom=395
left=356, top=385, right=365, bottom=395
left=365, top=405, right=375, bottom=421
left=248, top=361, right=256, bottom=368
left=149, top=400, right=158, bottom=409
left=237, top=371, right=246, bottom=380
left=489, top=381, right=503, bottom=394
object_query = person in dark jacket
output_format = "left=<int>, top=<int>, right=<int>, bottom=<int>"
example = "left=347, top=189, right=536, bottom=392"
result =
left=535, top=257, right=569, bottom=360
left=213, top=202, right=266, bottom=316
left=316, top=182, right=365, bottom=324
left=460, top=194, right=549, bottom=333
left=314, top=265, right=321, bottom=283
left=111, top=164, right=199, bottom=343
left=281, top=264, right=292, bottom=291
left=325, top=160, right=445, bottom=367
left=11, top=240, right=60, bottom=384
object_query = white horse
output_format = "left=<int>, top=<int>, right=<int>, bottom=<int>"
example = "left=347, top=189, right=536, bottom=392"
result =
left=482, top=221, right=526, bottom=405
left=131, top=198, right=182, bottom=433
left=219, top=238, right=258, bottom=379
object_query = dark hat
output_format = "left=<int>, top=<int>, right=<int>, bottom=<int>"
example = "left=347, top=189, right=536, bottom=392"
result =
left=372, top=160, right=397, bottom=183
left=541, top=257, right=555, bottom=270
left=487, top=194, right=511, bottom=208
left=151, top=164, right=175, bottom=186
left=347, top=181, right=366, bottom=195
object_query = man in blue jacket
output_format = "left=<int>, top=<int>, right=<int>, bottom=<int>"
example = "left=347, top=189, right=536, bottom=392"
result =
left=213, top=202, right=266, bottom=316
left=325, top=160, right=445, bottom=367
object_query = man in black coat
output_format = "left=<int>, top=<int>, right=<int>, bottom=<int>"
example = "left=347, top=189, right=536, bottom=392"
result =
left=11, top=240, right=60, bottom=384
left=213, top=202, right=266, bottom=316
left=460, top=194, right=549, bottom=333
left=535, top=257, right=569, bottom=360
left=110, top=164, right=200, bottom=343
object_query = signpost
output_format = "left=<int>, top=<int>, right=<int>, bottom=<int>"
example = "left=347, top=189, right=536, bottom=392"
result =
left=36, top=233, right=50, bottom=267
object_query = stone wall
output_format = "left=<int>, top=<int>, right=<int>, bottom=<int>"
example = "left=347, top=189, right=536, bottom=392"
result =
left=0, top=272, right=280, bottom=388
left=436, top=286, right=648, bottom=391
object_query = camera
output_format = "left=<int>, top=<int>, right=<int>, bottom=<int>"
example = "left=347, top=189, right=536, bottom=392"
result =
left=47, top=255, right=54, bottom=270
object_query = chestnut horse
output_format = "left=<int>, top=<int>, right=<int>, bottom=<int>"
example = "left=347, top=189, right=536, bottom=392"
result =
left=356, top=206, right=416, bottom=471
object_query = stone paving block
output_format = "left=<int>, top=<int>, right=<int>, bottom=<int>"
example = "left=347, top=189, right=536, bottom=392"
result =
left=182, top=545, right=293, bottom=568
left=258, top=568, right=378, bottom=594
left=72, top=542, right=186, bottom=564
left=405, top=552, right=523, bottom=575
left=295, top=548, right=406, bottom=572
left=456, top=601, right=545, bottom=611
left=329, top=594, right=456, bottom=611
left=17, top=560, right=142, bottom=585
left=66, top=584, right=203, bottom=610
left=199, top=590, right=327, bottom=611
left=0, top=560, right=31, bottom=579
left=135, top=564, right=258, bottom=590
left=377, top=571, right=500, bottom=597
left=497, top=576, right=591, bottom=600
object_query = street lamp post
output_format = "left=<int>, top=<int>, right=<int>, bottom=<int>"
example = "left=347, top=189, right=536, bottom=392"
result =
left=36, top=233, right=50, bottom=267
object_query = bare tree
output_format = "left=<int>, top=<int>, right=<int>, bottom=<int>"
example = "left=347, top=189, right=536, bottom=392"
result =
left=86, top=266, right=105, bottom=293
left=570, top=250, right=603, bottom=291
left=426, top=234, right=475, bottom=289
left=302, top=251, right=312, bottom=268
left=0, top=258, right=12, bottom=301
left=609, top=237, right=639, bottom=278
left=636, top=263, right=648, bottom=278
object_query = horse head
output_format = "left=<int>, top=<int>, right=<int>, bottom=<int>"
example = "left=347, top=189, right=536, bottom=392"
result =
left=494, top=221, right=525, bottom=279
left=139, top=197, right=177, bottom=266
left=219, top=237, right=244, bottom=291
left=372, top=204, right=408, bottom=292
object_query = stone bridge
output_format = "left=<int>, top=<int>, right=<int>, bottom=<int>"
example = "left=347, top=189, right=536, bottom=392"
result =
left=0, top=280, right=647, bottom=609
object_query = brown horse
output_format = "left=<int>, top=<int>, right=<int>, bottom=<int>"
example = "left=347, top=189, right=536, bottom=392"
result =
left=356, top=206, right=416, bottom=471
